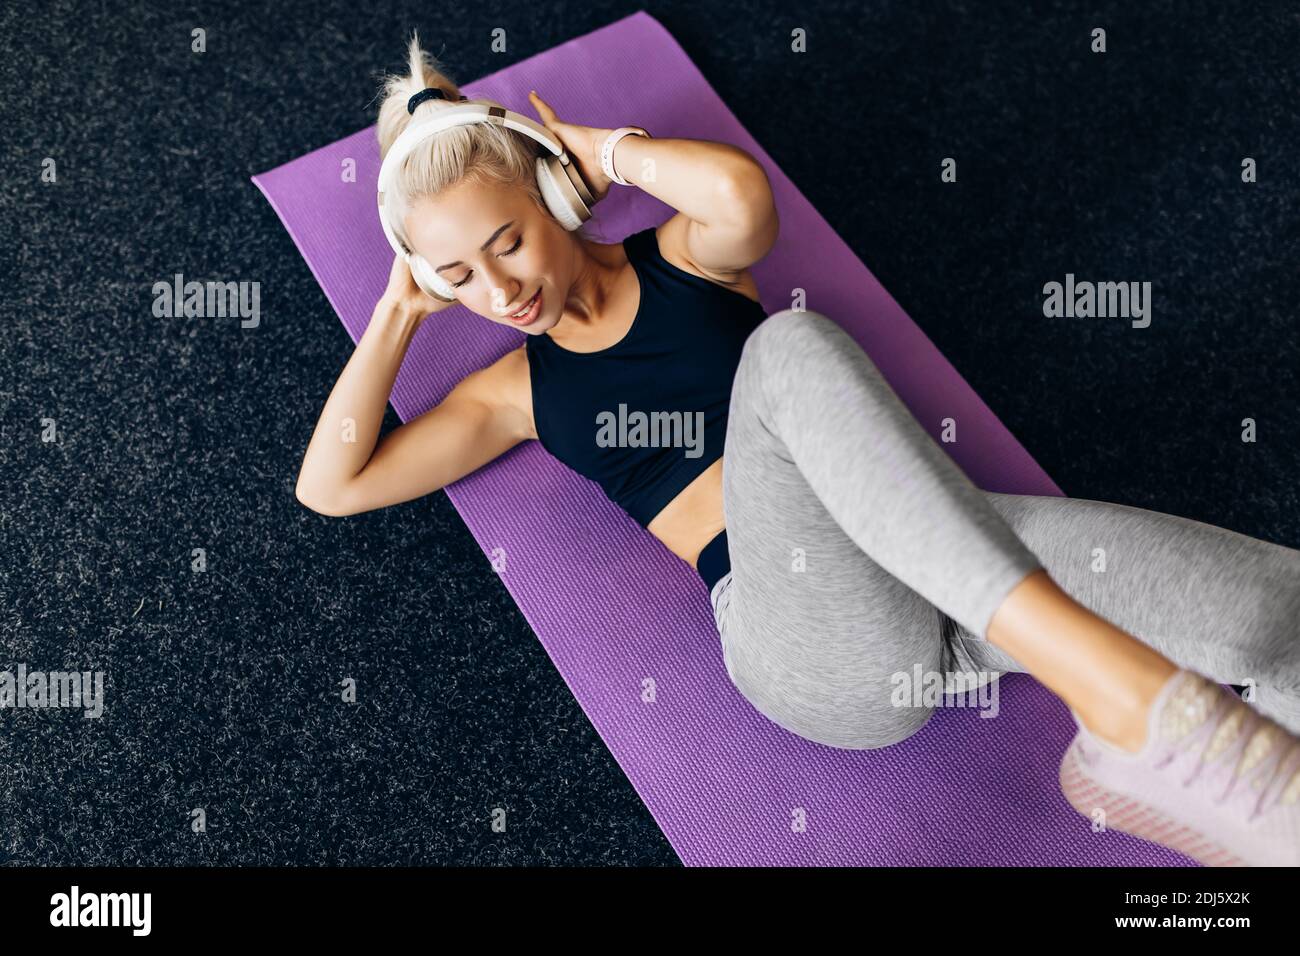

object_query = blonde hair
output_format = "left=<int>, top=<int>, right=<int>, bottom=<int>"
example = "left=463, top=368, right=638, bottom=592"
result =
left=375, top=31, right=593, bottom=244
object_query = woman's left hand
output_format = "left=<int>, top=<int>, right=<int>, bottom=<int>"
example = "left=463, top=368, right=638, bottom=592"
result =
left=528, top=90, right=624, bottom=204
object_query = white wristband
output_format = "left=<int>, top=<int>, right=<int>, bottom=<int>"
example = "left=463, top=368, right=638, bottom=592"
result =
left=600, top=126, right=650, bottom=186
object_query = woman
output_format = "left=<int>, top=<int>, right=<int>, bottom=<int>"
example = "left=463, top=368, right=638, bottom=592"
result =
left=296, top=35, right=1300, bottom=865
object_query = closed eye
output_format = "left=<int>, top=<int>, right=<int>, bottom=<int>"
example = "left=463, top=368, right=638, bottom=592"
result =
left=451, top=236, right=523, bottom=288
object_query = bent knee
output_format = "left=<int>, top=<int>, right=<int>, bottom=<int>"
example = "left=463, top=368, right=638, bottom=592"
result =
left=743, top=308, right=843, bottom=362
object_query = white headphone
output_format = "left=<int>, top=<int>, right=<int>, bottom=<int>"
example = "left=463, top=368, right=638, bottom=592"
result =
left=376, top=91, right=599, bottom=303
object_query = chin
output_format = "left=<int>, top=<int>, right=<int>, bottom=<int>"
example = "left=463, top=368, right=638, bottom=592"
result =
left=524, top=309, right=559, bottom=335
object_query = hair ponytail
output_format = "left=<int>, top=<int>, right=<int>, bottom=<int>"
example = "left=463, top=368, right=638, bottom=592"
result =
left=376, top=31, right=464, bottom=159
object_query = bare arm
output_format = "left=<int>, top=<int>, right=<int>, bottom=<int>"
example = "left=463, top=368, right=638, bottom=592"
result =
left=294, top=258, right=531, bottom=517
left=607, top=135, right=779, bottom=278
left=527, top=91, right=779, bottom=280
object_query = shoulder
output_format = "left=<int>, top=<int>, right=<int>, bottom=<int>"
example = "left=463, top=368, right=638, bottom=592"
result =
left=459, top=345, right=536, bottom=442
left=650, top=213, right=762, bottom=303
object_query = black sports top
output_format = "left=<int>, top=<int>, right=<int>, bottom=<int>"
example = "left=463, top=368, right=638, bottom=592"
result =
left=524, top=225, right=766, bottom=591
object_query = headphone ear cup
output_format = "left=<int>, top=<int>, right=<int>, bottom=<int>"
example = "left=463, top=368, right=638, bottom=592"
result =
left=535, top=155, right=592, bottom=232
left=408, top=254, right=457, bottom=303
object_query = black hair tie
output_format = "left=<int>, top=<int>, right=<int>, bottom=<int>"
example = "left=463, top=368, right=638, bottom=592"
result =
left=407, top=87, right=468, bottom=114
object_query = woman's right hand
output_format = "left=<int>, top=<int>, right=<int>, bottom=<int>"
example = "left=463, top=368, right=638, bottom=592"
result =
left=379, top=252, right=457, bottom=321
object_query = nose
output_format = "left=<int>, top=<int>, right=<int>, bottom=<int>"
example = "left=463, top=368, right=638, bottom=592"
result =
left=480, top=262, right=521, bottom=314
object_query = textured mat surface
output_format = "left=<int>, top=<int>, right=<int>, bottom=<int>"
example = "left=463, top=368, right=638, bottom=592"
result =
left=252, top=10, right=1185, bottom=865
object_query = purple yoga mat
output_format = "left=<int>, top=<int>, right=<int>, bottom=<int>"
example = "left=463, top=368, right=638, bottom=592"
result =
left=253, top=11, right=1188, bottom=866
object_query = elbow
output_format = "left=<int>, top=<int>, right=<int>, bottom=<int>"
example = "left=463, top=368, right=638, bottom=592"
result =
left=715, top=163, right=780, bottom=261
left=718, top=157, right=776, bottom=231
left=294, top=479, right=353, bottom=518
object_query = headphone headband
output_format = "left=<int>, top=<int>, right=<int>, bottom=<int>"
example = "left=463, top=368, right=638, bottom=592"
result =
left=377, top=102, right=568, bottom=246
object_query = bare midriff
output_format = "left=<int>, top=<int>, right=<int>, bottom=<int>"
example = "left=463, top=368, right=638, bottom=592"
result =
left=645, top=457, right=726, bottom=571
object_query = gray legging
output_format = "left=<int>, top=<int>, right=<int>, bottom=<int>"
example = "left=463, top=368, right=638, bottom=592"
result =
left=712, top=309, right=1300, bottom=749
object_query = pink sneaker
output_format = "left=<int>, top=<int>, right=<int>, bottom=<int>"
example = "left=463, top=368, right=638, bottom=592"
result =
left=1059, top=668, right=1300, bottom=866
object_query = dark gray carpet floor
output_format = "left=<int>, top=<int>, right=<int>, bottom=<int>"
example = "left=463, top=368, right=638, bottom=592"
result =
left=1, top=0, right=1296, bottom=865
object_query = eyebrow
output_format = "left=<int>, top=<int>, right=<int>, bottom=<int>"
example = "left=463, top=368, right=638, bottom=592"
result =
left=434, top=221, right=515, bottom=273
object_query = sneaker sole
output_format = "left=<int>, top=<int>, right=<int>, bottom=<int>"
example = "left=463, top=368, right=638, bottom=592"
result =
left=1058, top=742, right=1246, bottom=867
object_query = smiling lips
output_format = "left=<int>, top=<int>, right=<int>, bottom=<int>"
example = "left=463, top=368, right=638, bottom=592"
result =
left=507, top=289, right=541, bottom=323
